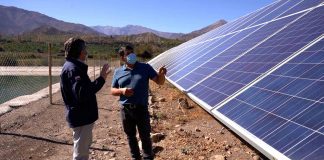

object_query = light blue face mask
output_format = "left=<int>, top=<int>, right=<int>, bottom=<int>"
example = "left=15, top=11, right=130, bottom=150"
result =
left=126, top=53, right=137, bottom=64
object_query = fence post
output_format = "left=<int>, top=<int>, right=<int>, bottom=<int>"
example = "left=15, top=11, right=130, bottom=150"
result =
left=48, top=43, right=53, bottom=104
left=99, top=53, right=102, bottom=71
left=93, top=58, right=95, bottom=80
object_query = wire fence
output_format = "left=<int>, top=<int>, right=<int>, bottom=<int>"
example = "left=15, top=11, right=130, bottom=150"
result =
left=0, top=43, right=121, bottom=110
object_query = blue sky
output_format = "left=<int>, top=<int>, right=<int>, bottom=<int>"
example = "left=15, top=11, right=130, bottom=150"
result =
left=0, top=0, right=275, bottom=33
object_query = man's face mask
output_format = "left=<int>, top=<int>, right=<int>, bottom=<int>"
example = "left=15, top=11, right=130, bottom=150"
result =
left=126, top=53, right=137, bottom=65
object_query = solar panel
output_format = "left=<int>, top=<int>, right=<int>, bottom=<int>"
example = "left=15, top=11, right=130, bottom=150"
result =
left=149, top=0, right=324, bottom=159
left=175, top=13, right=302, bottom=90
left=216, top=38, right=324, bottom=159
left=187, top=6, right=324, bottom=107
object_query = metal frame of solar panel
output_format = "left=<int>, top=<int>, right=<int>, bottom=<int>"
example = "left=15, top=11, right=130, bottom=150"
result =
left=149, top=0, right=324, bottom=159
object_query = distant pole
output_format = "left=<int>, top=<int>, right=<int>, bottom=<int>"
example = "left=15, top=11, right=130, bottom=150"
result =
left=93, top=58, right=95, bottom=80
left=48, top=43, right=53, bottom=104
left=99, top=53, right=102, bottom=71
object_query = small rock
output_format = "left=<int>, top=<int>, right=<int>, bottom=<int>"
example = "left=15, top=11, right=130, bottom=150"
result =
left=158, top=97, right=166, bottom=102
left=178, top=128, right=184, bottom=132
left=110, top=152, right=116, bottom=157
left=175, top=125, right=181, bottom=128
left=111, top=141, right=116, bottom=145
left=104, top=152, right=109, bottom=155
left=150, top=105, right=159, bottom=109
left=102, top=144, right=107, bottom=149
left=148, top=96, right=154, bottom=104
left=253, top=155, right=260, bottom=160
left=233, top=147, right=240, bottom=152
left=151, top=133, right=165, bottom=143
left=153, top=146, right=164, bottom=154
left=108, top=158, right=116, bottom=160
left=198, top=156, right=205, bottom=159
left=178, top=98, right=191, bottom=109
left=227, top=151, right=232, bottom=155
left=44, top=149, right=50, bottom=153
left=224, top=144, right=231, bottom=151
left=206, top=139, right=213, bottom=145
left=180, top=148, right=189, bottom=155
left=195, top=127, right=201, bottom=132
left=210, top=155, right=226, bottom=160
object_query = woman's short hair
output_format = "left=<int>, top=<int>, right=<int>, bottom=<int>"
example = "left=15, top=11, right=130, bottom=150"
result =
left=64, top=37, right=86, bottom=58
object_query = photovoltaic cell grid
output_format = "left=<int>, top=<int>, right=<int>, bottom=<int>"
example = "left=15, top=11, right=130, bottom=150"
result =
left=149, top=0, right=322, bottom=67
left=175, top=13, right=301, bottom=89
left=149, top=0, right=324, bottom=159
left=217, top=39, right=324, bottom=159
left=188, top=6, right=324, bottom=108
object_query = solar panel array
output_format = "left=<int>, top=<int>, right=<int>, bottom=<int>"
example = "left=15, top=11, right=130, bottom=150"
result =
left=149, top=0, right=324, bottom=159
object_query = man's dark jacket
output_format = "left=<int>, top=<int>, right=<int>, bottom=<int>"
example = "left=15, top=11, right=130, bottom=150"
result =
left=60, top=57, right=105, bottom=128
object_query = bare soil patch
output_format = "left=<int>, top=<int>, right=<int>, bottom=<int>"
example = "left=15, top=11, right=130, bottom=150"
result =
left=0, top=74, right=266, bottom=160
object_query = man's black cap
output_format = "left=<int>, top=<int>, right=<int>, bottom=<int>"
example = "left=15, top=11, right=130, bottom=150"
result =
left=125, top=45, right=133, bottom=51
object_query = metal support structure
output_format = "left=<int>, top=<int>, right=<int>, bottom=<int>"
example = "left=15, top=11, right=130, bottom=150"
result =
left=48, top=43, right=53, bottom=104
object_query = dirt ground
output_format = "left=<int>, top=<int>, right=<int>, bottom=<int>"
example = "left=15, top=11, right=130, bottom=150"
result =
left=0, top=73, right=267, bottom=160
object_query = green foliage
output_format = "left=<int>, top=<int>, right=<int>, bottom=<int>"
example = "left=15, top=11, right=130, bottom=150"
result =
left=0, top=34, right=184, bottom=66
left=0, top=57, right=17, bottom=66
left=0, top=52, right=47, bottom=66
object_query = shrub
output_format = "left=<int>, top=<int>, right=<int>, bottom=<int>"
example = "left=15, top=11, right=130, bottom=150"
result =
left=0, top=57, right=18, bottom=66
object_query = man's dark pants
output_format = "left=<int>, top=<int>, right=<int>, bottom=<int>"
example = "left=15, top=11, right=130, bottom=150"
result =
left=121, top=105, right=153, bottom=160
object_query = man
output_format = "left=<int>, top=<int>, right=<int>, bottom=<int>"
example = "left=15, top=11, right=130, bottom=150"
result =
left=60, top=37, right=110, bottom=160
left=111, top=45, right=166, bottom=160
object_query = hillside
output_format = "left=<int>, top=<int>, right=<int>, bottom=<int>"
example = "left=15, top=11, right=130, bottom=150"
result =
left=113, top=32, right=168, bottom=43
left=23, top=26, right=77, bottom=35
left=180, top=20, right=227, bottom=41
left=0, top=5, right=100, bottom=35
left=92, top=25, right=184, bottom=39
left=0, top=4, right=226, bottom=42
left=92, top=20, right=226, bottom=40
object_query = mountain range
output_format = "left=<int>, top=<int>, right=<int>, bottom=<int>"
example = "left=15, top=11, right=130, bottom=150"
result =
left=92, top=25, right=184, bottom=39
left=179, top=20, right=227, bottom=40
left=0, top=5, right=100, bottom=36
left=92, top=19, right=226, bottom=40
left=0, top=4, right=226, bottom=40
